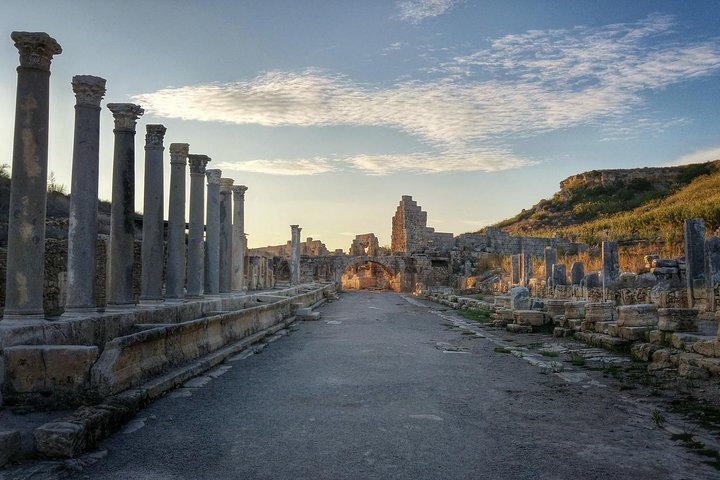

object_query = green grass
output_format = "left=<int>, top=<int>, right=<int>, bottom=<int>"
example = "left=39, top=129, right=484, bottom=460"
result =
left=569, top=353, right=586, bottom=366
left=459, top=307, right=494, bottom=323
left=539, top=350, right=559, bottom=358
left=494, top=347, right=512, bottom=353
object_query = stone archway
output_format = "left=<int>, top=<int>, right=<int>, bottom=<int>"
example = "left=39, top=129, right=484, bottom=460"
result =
left=341, top=260, right=400, bottom=291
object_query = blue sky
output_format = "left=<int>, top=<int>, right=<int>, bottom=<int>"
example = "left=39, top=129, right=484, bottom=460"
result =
left=2, top=0, right=719, bottom=250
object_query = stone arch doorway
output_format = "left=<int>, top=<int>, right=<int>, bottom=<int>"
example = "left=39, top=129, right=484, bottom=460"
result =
left=341, top=260, right=400, bottom=291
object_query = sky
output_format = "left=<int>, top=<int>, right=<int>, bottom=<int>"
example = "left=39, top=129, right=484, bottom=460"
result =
left=2, top=0, right=719, bottom=251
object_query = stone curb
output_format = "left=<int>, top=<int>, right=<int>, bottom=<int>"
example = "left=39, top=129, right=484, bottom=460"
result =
left=30, top=301, right=323, bottom=459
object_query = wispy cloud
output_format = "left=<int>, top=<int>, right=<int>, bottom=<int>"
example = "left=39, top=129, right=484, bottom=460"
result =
left=215, top=157, right=336, bottom=176
left=669, top=147, right=720, bottom=166
left=396, top=0, right=458, bottom=23
left=133, top=14, right=720, bottom=176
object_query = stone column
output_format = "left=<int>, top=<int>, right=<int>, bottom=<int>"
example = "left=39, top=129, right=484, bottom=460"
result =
left=165, top=143, right=189, bottom=301
left=601, top=241, right=620, bottom=285
left=204, top=169, right=222, bottom=295
left=290, top=225, right=301, bottom=286
left=186, top=155, right=210, bottom=297
left=63, top=75, right=106, bottom=316
left=219, top=178, right=234, bottom=293
left=139, top=125, right=167, bottom=303
left=552, top=263, right=567, bottom=286
left=3, top=32, right=62, bottom=320
left=106, top=103, right=144, bottom=309
left=684, top=218, right=706, bottom=308
left=521, top=252, right=533, bottom=286
left=232, top=185, right=248, bottom=292
left=570, top=262, right=585, bottom=286
left=510, top=254, right=521, bottom=285
left=543, top=246, right=557, bottom=286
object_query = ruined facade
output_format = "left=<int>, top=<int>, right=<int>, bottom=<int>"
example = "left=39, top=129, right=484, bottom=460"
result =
left=391, top=196, right=454, bottom=254
left=250, top=237, right=330, bottom=258
left=349, top=233, right=379, bottom=256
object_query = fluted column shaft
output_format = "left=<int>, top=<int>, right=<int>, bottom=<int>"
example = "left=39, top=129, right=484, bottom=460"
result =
left=166, top=143, right=189, bottom=300
left=186, top=155, right=209, bottom=297
left=106, top=103, right=144, bottom=308
left=232, top=185, right=248, bottom=292
left=290, top=225, right=301, bottom=286
left=4, top=32, right=61, bottom=320
left=140, top=124, right=167, bottom=302
left=219, top=178, right=234, bottom=293
left=64, top=75, right=106, bottom=315
left=204, top=169, right=222, bottom=295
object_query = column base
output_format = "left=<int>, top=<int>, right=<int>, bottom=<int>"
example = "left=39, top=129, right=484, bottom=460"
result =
left=2, top=312, right=46, bottom=321
left=61, top=307, right=99, bottom=318
left=164, top=297, right=185, bottom=304
left=104, top=303, right=136, bottom=313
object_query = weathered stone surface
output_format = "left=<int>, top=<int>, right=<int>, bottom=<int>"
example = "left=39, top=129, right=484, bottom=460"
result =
left=506, top=323, right=532, bottom=334
left=692, top=340, right=720, bottom=358
left=595, top=321, right=613, bottom=334
left=545, top=299, right=568, bottom=319
left=601, top=241, right=620, bottom=285
left=564, top=301, right=587, bottom=320
left=0, top=430, right=21, bottom=466
left=495, top=309, right=514, bottom=321
left=513, top=310, right=546, bottom=327
left=657, top=308, right=699, bottom=332
left=585, top=302, right=614, bottom=323
left=648, top=330, right=667, bottom=345
left=3, top=345, right=98, bottom=400
left=570, top=262, right=585, bottom=286
left=543, top=247, right=557, bottom=285
left=510, top=287, right=530, bottom=310
left=670, top=332, right=710, bottom=351
left=494, top=296, right=511, bottom=309
left=617, top=304, right=658, bottom=327
left=631, top=343, right=662, bottom=362
left=551, top=263, right=566, bottom=287
left=34, top=421, right=86, bottom=458
left=574, top=331, right=630, bottom=351
left=698, top=357, right=720, bottom=375
left=684, top=218, right=707, bottom=307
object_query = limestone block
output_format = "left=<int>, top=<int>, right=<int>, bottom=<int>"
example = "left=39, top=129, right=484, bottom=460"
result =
left=619, top=326, right=649, bottom=341
left=3, top=345, right=99, bottom=396
left=34, top=421, right=86, bottom=458
left=608, top=323, right=620, bottom=337
left=495, top=309, right=514, bottom=321
left=494, top=296, right=511, bottom=309
left=585, top=302, right=614, bottom=323
left=567, top=319, right=583, bottom=330
left=553, top=315, right=567, bottom=327
left=545, top=299, right=568, bottom=319
left=513, top=310, right=546, bottom=327
left=692, top=340, right=720, bottom=358
left=648, top=330, right=667, bottom=345
left=564, top=301, right=587, bottom=320
left=670, top=332, right=710, bottom=351
left=595, top=321, right=613, bottom=334
left=617, top=304, right=658, bottom=327
left=506, top=324, right=532, bottom=334
left=698, top=357, right=720, bottom=375
left=653, top=259, right=678, bottom=268
left=510, top=287, right=531, bottom=310
left=631, top=343, right=662, bottom=362
left=678, top=363, right=709, bottom=379
left=652, top=349, right=672, bottom=363
left=657, top=308, right=699, bottom=332
left=652, top=267, right=679, bottom=276
left=0, top=430, right=21, bottom=466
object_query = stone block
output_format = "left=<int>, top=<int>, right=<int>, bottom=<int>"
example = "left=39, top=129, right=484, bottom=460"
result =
left=513, top=310, right=546, bottom=327
left=34, top=421, right=86, bottom=458
left=494, top=296, right=511, bottom=309
left=619, top=326, right=649, bottom=341
left=567, top=318, right=583, bottom=330
left=657, top=308, right=699, bottom=332
left=0, top=430, right=21, bottom=467
left=564, top=301, right=587, bottom=320
left=545, top=299, right=568, bottom=319
left=608, top=323, right=619, bottom=337
left=595, top=321, right=613, bottom=334
left=553, top=315, right=567, bottom=327
left=678, top=363, right=709, bottom=379
left=510, top=287, right=531, bottom=310
left=692, top=340, right=720, bottom=358
left=617, top=304, right=658, bottom=327
left=648, top=330, right=667, bottom=345
left=631, top=343, right=662, bottom=362
left=585, top=302, right=614, bottom=323
left=495, top=309, right=514, bottom=321
left=698, top=357, right=720, bottom=375
left=670, top=333, right=710, bottom=351
left=506, top=324, right=532, bottom=334
left=3, top=345, right=99, bottom=399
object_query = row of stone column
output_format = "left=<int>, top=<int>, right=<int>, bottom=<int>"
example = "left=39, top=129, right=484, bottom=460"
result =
left=2, top=31, right=252, bottom=320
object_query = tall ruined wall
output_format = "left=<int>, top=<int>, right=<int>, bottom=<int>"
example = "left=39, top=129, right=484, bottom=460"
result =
left=391, top=195, right=453, bottom=254
left=456, top=227, right=584, bottom=257
left=250, top=237, right=329, bottom=258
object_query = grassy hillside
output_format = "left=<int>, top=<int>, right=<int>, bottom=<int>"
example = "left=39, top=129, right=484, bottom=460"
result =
left=490, top=161, right=720, bottom=245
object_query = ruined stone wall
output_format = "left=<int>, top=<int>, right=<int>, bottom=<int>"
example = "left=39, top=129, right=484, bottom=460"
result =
left=251, top=237, right=329, bottom=258
left=455, top=228, right=583, bottom=257
left=391, top=196, right=453, bottom=254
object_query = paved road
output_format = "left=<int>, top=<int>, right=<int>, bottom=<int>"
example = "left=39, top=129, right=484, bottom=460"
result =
left=56, top=291, right=717, bottom=479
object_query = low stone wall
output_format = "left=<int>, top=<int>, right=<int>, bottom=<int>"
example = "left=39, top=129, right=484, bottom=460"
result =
left=1, top=284, right=335, bottom=407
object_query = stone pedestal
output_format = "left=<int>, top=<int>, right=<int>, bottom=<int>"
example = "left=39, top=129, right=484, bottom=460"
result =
left=510, top=254, right=521, bottom=285
left=570, top=262, right=585, bottom=286
left=219, top=178, right=234, bottom=293
left=290, top=225, right=301, bottom=286
left=232, top=186, right=248, bottom=292
left=165, top=143, right=189, bottom=300
left=186, top=155, right=210, bottom=297
left=3, top=32, right=62, bottom=320
left=106, top=103, right=144, bottom=309
left=140, top=125, right=167, bottom=303
left=63, top=75, right=106, bottom=316
left=552, top=263, right=567, bottom=287
left=204, top=169, right=222, bottom=295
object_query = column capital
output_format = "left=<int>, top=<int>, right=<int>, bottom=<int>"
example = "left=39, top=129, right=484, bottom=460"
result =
left=107, top=103, right=144, bottom=131
left=220, top=177, right=234, bottom=193
left=145, top=124, right=167, bottom=149
left=11, top=31, right=61, bottom=70
left=71, top=75, right=106, bottom=107
left=232, top=185, right=248, bottom=200
left=188, top=154, right=210, bottom=174
left=291, top=225, right=301, bottom=232
left=169, top=143, right=189, bottom=164
left=206, top=169, right=222, bottom=185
